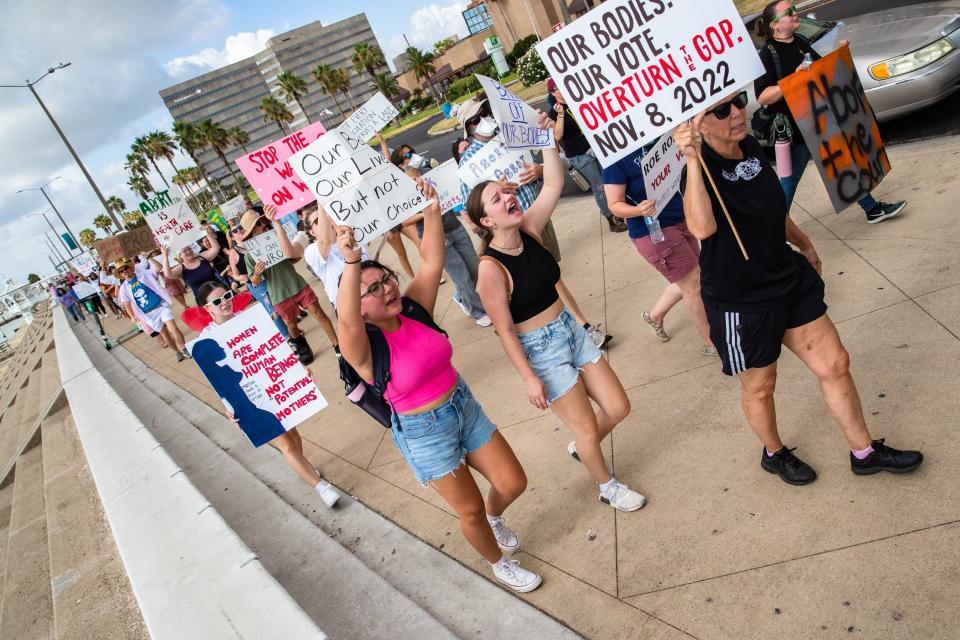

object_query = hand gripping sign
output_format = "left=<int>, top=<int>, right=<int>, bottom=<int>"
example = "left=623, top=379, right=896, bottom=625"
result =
left=779, top=45, right=891, bottom=214
left=641, top=132, right=684, bottom=216
left=536, top=0, right=764, bottom=167
left=475, top=75, right=554, bottom=150
left=289, top=128, right=432, bottom=243
left=189, top=304, right=327, bottom=448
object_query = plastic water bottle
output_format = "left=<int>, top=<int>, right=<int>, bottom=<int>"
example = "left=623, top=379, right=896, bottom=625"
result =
left=645, top=216, right=665, bottom=244
left=802, top=52, right=813, bottom=67
left=775, top=127, right=793, bottom=179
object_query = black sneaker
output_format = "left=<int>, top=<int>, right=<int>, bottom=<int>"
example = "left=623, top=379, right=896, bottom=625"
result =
left=760, top=446, right=817, bottom=485
left=850, top=438, right=923, bottom=475
left=865, top=200, right=906, bottom=224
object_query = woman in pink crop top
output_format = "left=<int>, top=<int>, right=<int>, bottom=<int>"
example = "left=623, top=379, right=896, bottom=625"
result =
left=337, top=181, right=542, bottom=593
left=466, top=110, right=646, bottom=514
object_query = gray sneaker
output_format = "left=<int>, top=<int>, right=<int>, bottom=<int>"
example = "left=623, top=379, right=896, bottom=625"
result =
left=642, top=312, right=670, bottom=341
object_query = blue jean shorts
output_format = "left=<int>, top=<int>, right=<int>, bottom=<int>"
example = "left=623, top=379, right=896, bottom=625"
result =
left=517, top=309, right=603, bottom=404
left=390, top=376, right=497, bottom=485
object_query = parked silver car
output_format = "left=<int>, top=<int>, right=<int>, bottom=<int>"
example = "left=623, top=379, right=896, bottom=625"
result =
left=745, top=2, right=960, bottom=122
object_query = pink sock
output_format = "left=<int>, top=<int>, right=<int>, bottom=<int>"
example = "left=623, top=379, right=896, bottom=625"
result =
left=852, top=445, right=874, bottom=460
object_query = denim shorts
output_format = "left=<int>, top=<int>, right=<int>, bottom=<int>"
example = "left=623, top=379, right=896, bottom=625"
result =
left=390, top=376, right=497, bottom=485
left=517, top=309, right=602, bottom=404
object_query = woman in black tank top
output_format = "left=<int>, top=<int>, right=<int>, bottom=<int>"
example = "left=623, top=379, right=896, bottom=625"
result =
left=466, top=111, right=647, bottom=514
left=160, top=226, right=223, bottom=303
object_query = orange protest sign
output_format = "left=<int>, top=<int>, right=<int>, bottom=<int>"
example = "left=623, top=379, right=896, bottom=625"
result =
left=779, top=45, right=891, bottom=213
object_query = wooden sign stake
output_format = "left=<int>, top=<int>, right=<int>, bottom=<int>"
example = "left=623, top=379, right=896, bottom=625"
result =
left=695, top=149, right=749, bottom=261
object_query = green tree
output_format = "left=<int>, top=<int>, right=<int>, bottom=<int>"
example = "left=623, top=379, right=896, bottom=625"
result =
left=127, top=175, right=152, bottom=199
left=313, top=64, right=346, bottom=116
left=106, top=195, right=125, bottom=217
left=332, top=68, right=356, bottom=111
left=433, top=38, right=455, bottom=56
left=93, top=214, right=113, bottom=234
left=260, top=96, right=294, bottom=135
left=371, top=71, right=402, bottom=125
left=78, top=229, right=97, bottom=248
left=132, top=134, right=170, bottom=188
left=197, top=119, right=242, bottom=191
left=173, top=120, right=223, bottom=199
left=27, top=273, right=41, bottom=284
left=228, top=126, right=250, bottom=152
left=276, top=72, right=310, bottom=123
left=121, top=210, right=145, bottom=230
left=406, top=46, right=440, bottom=105
left=351, top=42, right=387, bottom=81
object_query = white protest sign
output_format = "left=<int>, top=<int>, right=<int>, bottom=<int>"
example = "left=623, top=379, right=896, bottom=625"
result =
left=72, top=280, right=99, bottom=299
left=188, top=304, right=327, bottom=448
left=475, top=75, right=554, bottom=149
left=243, top=230, right=287, bottom=269
left=70, top=252, right=97, bottom=275
left=220, top=195, right=247, bottom=220
left=290, top=128, right=431, bottom=243
left=143, top=187, right=205, bottom=252
left=337, top=92, right=400, bottom=143
left=457, top=139, right=533, bottom=190
left=641, top=133, right=684, bottom=216
left=422, top=160, right=464, bottom=212
left=536, top=0, right=764, bottom=166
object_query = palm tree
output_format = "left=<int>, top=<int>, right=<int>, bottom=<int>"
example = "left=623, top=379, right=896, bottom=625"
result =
left=122, top=211, right=145, bottom=230
left=93, top=214, right=113, bottom=234
left=78, top=229, right=97, bottom=248
left=406, top=46, right=440, bottom=105
left=371, top=71, right=402, bottom=125
left=313, top=64, right=346, bottom=116
left=132, top=134, right=170, bottom=188
left=197, top=119, right=241, bottom=191
left=352, top=43, right=387, bottom=82
left=276, top=72, right=310, bottom=124
left=332, top=67, right=357, bottom=110
left=127, top=175, right=152, bottom=199
left=228, top=126, right=250, bottom=152
left=106, top=196, right=125, bottom=217
left=146, top=131, right=182, bottom=184
left=260, top=96, right=294, bottom=135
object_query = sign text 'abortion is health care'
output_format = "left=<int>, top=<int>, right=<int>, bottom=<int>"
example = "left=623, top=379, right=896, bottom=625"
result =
left=536, top=0, right=764, bottom=166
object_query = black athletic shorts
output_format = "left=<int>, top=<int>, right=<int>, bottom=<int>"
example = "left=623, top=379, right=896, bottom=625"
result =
left=705, top=264, right=827, bottom=376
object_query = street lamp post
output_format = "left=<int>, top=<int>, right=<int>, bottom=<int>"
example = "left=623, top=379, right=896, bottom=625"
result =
left=28, top=208, right=72, bottom=256
left=35, top=233, right=65, bottom=266
left=44, top=232, right=68, bottom=264
left=19, top=178, right=79, bottom=253
left=1, top=62, right=123, bottom=232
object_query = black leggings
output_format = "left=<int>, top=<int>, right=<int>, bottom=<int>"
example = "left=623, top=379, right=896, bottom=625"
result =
left=81, top=295, right=107, bottom=315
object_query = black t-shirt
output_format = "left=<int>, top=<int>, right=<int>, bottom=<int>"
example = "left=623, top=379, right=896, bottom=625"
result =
left=682, top=135, right=805, bottom=311
left=547, top=96, right=591, bottom=158
left=754, top=36, right=820, bottom=144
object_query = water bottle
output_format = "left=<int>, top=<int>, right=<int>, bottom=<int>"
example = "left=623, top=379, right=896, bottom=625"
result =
left=802, top=52, right=813, bottom=67
left=645, top=216, right=665, bottom=244
left=775, top=126, right=793, bottom=179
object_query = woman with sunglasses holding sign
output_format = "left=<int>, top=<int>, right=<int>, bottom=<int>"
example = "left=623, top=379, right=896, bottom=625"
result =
left=753, top=1, right=905, bottom=224
left=673, top=91, right=923, bottom=485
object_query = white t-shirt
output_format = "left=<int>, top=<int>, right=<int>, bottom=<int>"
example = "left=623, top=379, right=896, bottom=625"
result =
left=99, top=272, right=118, bottom=287
left=303, top=242, right=367, bottom=307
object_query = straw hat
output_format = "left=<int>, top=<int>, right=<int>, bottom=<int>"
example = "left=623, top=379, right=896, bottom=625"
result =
left=238, top=209, right=264, bottom=240
left=114, top=257, right=133, bottom=271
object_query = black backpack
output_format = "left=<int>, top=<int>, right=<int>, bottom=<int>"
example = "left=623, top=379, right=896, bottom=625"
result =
left=338, top=296, right=447, bottom=428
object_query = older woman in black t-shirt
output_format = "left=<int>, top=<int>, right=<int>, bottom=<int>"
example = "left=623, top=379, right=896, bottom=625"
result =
left=673, top=91, right=922, bottom=486
left=754, top=1, right=905, bottom=224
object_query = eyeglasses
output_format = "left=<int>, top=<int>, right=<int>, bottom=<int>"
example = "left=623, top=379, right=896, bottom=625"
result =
left=361, top=272, right=399, bottom=299
left=205, top=290, right=235, bottom=308
left=773, top=4, right=796, bottom=20
left=706, top=91, right=749, bottom=119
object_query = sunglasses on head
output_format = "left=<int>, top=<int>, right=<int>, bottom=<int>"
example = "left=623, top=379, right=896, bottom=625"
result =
left=706, top=91, right=749, bottom=119
left=361, top=272, right=399, bottom=299
left=205, top=290, right=235, bottom=308
left=773, top=4, right=796, bottom=20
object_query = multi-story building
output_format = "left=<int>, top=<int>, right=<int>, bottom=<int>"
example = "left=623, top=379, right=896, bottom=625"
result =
left=160, top=14, right=387, bottom=184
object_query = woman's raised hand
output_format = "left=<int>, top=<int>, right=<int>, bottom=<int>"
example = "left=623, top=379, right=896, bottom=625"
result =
left=336, top=225, right=361, bottom=263
left=673, top=119, right=703, bottom=159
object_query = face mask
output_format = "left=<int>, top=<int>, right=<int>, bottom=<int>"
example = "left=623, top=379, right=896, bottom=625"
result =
left=474, top=117, right=498, bottom=138
left=408, top=153, right=428, bottom=169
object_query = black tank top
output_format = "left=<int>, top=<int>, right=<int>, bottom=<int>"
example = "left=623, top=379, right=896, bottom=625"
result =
left=181, top=259, right=217, bottom=296
left=484, top=230, right=561, bottom=324
left=232, top=247, right=249, bottom=276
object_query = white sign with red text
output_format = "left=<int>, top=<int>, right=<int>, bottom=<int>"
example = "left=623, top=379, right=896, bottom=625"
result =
left=641, top=133, right=685, bottom=216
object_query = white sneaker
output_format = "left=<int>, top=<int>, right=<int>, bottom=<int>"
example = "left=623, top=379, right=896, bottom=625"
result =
left=475, top=314, right=492, bottom=327
left=453, top=296, right=471, bottom=317
left=492, top=558, right=542, bottom=593
left=315, top=480, right=341, bottom=508
left=487, top=515, right=520, bottom=553
left=599, top=480, right=646, bottom=512
left=567, top=441, right=581, bottom=463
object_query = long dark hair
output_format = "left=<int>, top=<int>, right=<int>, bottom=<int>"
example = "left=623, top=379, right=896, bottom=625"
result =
left=464, top=180, right=495, bottom=252
left=196, top=280, right=227, bottom=306
left=336, top=259, right=399, bottom=290
left=755, top=1, right=783, bottom=38
left=451, top=138, right=467, bottom=163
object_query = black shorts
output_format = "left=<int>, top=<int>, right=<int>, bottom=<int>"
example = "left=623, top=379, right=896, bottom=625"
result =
left=705, top=266, right=827, bottom=376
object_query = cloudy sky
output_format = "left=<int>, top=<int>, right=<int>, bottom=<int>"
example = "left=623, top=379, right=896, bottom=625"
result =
left=0, top=0, right=470, bottom=283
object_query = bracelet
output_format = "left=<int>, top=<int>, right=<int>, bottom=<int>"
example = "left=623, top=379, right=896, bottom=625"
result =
left=344, top=258, right=361, bottom=264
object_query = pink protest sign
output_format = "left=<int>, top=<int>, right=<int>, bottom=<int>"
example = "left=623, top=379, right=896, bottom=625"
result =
left=235, top=122, right=327, bottom=218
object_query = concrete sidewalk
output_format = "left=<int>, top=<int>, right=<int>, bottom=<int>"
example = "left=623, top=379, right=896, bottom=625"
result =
left=99, top=135, right=960, bottom=639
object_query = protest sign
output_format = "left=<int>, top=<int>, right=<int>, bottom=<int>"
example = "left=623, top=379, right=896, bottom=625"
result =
left=457, top=138, right=533, bottom=190
left=235, top=122, right=327, bottom=218
left=137, top=188, right=180, bottom=216
left=93, top=225, right=158, bottom=264
left=338, top=92, right=399, bottom=143
left=641, top=132, right=684, bottom=216
left=70, top=252, right=97, bottom=275
left=71, top=280, right=99, bottom=299
left=188, top=304, right=327, bottom=447
left=243, top=230, right=287, bottom=269
left=290, top=128, right=431, bottom=243
left=206, top=210, right=229, bottom=233
left=476, top=75, right=554, bottom=149
left=780, top=45, right=891, bottom=213
left=143, top=188, right=205, bottom=252
left=219, top=195, right=247, bottom=220
left=536, top=0, right=764, bottom=166
left=422, top=160, right=464, bottom=212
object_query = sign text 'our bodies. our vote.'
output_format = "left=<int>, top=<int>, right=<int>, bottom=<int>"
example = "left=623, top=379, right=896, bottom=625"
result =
left=235, top=122, right=327, bottom=218
left=536, top=0, right=764, bottom=166
left=289, top=129, right=429, bottom=242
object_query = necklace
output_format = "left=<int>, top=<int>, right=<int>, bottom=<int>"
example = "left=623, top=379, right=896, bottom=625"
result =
left=489, top=240, right=522, bottom=253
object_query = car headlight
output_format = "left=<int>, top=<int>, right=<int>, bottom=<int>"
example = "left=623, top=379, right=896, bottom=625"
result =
left=869, top=38, right=956, bottom=80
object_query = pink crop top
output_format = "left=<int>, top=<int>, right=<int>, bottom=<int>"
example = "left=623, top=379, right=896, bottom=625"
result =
left=381, top=315, right=458, bottom=412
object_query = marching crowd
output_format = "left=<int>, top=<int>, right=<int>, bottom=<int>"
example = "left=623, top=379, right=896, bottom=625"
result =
left=53, top=0, right=924, bottom=595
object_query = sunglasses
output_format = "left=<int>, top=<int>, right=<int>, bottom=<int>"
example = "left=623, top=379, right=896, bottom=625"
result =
left=361, top=272, right=399, bottom=299
left=230, top=226, right=242, bottom=234
left=706, top=91, right=749, bottom=119
left=465, top=114, right=482, bottom=128
left=205, top=290, right=235, bottom=308
left=773, top=4, right=796, bottom=20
